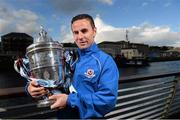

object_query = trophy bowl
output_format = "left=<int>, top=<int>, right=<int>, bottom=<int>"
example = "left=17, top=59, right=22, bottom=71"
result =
left=25, top=28, right=65, bottom=107
left=27, top=42, right=65, bottom=81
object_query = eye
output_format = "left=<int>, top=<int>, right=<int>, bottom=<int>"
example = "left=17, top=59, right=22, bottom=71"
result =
left=73, top=31, right=79, bottom=35
left=81, top=29, right=88, bottom=34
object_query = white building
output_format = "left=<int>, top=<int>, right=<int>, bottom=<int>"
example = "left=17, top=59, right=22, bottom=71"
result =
left=121, top=49, right=143, bottom=59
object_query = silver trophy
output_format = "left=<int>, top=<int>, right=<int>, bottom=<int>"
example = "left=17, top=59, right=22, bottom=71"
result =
left=14, top=26, right=71, bottom=107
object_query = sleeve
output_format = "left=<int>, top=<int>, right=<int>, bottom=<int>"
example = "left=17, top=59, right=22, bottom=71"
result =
left=24, top=82, right=31, bottom=96
left=67, top=56, right=119, bottom=118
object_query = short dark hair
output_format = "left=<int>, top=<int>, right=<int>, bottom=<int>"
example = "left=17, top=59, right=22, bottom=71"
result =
left=71, top=14, right=95, bottom=28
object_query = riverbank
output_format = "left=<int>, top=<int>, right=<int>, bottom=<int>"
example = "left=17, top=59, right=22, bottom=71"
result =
left=148, top=57, right=180, bottom=62
left=115, top=57, right=180, bottom=68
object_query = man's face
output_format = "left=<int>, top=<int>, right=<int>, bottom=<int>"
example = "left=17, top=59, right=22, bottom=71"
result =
left=71, top=19, right=96, bottom=49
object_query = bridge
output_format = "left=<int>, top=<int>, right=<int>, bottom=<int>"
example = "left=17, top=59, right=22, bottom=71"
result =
left=0, top=71, right=180, bottom=119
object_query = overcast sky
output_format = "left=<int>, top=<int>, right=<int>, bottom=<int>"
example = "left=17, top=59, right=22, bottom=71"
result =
left=0, top=0, right=180, bottom=47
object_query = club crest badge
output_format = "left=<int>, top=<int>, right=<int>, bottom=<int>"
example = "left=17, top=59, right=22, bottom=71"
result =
left=85, top=69, right=95, bottom=78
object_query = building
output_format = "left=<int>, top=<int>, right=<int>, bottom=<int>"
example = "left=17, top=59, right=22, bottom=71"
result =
left=1, top=32, right=33, bottom=57
left=161, top=47, right=180, bottom=57
left=98, top=41, right=149, bottom=59
left=121, top=48, right=143, bottom=59
left=129, top=43, right=149, bottom=58
left=62, top=40, right=149, bottom=60
left=98, top=41, right=127, bottom=57
left=62, top=43, right=77, bottom=52
left=0, top=32, right=33, bottom=70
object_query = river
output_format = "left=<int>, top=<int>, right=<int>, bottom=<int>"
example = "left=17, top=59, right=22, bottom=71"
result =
left=0, top=60, right=180, bottom=88
left=119, top=60, right=180, bottom=77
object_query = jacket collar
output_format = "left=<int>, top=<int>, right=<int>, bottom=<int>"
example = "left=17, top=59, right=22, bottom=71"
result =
left=77, top=42, right=99, bottom=56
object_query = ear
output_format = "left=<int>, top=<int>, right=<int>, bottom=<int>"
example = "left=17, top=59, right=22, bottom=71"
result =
left=93, top=27, right=97, bottom=37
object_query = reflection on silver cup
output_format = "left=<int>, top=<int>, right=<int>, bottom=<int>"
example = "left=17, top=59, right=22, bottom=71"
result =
left=26, top=27, right=65, bottom=107
left=27, top=42, right=65, bottom=81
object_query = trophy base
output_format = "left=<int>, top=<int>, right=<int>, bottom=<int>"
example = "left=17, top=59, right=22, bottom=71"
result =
left=37, top=99, right=55, bottom=108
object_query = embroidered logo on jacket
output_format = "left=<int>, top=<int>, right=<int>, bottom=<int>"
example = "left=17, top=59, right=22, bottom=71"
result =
left=84, top=69, right=95, bottom=78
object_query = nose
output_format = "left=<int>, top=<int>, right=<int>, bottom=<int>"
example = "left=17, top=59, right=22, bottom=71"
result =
left=77, top=32, right=83, bottom=40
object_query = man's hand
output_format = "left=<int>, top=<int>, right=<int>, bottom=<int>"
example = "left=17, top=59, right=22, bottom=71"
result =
left=49, top=94, right=68, bottom=109
left=27, top=80, right=48, bottom=98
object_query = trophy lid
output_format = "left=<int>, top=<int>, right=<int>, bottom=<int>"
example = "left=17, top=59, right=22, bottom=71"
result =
left=26, top=26, right=63, bottom=54
left=35, top=26, right=53, bottom=43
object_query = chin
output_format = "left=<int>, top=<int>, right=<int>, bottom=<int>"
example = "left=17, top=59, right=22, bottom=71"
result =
left=78, top=44, right=88, bottom=49
left=79, top=46, right=87, bottom=49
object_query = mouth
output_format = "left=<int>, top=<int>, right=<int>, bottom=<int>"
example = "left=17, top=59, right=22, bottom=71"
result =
left=79, top=41, right=87, bottom=46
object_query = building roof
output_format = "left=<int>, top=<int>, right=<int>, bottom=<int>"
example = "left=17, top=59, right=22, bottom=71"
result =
left=98, top=41, right=128, bottom=45
left=167, top=47, right=180, bottom=52
left=1, top=32, right=33, bottom=39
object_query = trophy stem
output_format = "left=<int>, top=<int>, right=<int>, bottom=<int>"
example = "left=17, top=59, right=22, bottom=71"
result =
left=37, top=97, right=55, bottom=108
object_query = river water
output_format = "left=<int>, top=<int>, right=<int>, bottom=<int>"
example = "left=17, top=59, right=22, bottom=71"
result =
left=0, top=60, right=180, bottom=89
left=119, top=60, right=180, bottom=77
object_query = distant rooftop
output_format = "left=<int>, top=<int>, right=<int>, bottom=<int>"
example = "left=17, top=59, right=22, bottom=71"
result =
left=167, top=47, right=180, bottom=52
left=1, top=32, right=33, bottom=39
left=98, top=41, right=128, bottom=45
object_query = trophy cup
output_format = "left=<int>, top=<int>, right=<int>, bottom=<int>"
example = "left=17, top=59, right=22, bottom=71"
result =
left=14, top=26, right=72, bottom=107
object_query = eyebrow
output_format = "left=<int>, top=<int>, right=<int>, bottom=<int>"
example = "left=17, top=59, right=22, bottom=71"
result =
left=73, top=28, right=88, bottom=34
left=81, top=28, right=88, bottom=33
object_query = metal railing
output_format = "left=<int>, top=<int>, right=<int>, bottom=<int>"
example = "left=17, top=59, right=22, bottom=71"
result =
left=105, top=71, right=180, bottom=119
left=0, top=71, right=180, bottom=119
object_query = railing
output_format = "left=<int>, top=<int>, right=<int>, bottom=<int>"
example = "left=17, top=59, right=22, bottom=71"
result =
left=105, top=71, right=180, bottom=119
left=0, top=71, right=180, bottom=119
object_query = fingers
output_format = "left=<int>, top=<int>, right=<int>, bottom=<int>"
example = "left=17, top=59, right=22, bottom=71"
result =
left=31, top=88, right=48, bottom=98
left=27, top=80, right=48, bottom=98
left=49, top=94, right=56, bottom=100
left=50, top=99, right=61, bottom=109
left=49, top=95, right=59, bottom=109
left=49, top=94, right=68, bottom=109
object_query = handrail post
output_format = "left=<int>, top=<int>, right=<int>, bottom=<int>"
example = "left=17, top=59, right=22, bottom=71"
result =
left=161, top=75, right=180, bottom=118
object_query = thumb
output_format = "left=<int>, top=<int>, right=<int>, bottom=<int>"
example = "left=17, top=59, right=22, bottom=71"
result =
left=30, top=79, right=38, bottom=86
left=49, top=94, right=57, bottom=100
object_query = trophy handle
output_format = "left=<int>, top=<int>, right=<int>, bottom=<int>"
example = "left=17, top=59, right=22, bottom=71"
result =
left=14, top=57, right=31, bottom=81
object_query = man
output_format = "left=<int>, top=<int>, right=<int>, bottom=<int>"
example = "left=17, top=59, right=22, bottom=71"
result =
left=27, top=14, right=119, bottom=119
